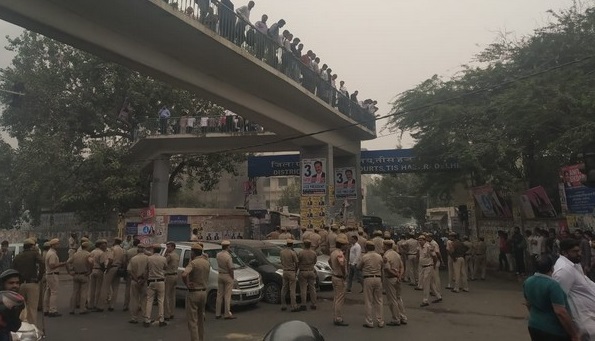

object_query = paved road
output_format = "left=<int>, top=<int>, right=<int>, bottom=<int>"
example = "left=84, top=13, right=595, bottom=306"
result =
left=39, top=272, right=529, bottom=340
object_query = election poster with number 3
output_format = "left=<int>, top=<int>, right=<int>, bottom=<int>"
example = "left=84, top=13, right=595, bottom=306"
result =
left=335, top=167, right=357, bottom=199
left=302, top=158, right=327, bottom=195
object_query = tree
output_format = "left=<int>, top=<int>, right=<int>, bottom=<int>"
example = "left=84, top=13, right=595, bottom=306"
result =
left=0, top=139, right=17, bottom=228
left=386, top=5, right=595, bottom=203
left=277, top=182, right=301, bottom=213
left=0, top=32, right=244, bottom=224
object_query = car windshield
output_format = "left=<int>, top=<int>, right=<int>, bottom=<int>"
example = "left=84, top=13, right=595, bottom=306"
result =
left=204, top=249, right=246, bottom=270
left=260, top=247, right=282, bottom=264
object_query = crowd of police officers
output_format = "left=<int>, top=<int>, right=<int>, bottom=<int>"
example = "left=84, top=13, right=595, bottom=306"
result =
left=268, top=224, right=486, bottom=328
left=0, top=224, right=487, bottom=340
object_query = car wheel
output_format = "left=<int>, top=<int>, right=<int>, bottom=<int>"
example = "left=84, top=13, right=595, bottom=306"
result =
left=206, top=290, right=217, bottom=312
left=263, top=282, right=281, bottom=304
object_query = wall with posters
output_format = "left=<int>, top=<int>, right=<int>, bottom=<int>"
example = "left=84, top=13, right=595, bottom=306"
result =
left=124, top=208, right=250, bottom=244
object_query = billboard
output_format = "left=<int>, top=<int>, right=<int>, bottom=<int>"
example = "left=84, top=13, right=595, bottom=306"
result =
left=560, top=164, right=595, bottom=214
left=335, top=167, right=357, bottom=199
left=301, top=158, right=327, bottom=195
left=471, top=185, right=512, bottom=218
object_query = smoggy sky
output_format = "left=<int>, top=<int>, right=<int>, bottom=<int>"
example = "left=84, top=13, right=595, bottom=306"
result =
left=0, top=0, right=578, bottom=149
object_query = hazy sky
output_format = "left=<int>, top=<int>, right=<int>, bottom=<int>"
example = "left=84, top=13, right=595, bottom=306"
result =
left=0, top=0, right=578, bottom=149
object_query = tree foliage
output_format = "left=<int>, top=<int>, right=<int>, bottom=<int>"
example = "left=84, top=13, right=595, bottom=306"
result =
left=386, top=5, right=595, bottom=203
left=277, top=182, right=301, bottom=213
left=0, top=32, right=244, bottom=225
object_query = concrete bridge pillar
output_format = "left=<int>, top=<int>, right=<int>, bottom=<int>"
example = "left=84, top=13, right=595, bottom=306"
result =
left=150, top=155, right=170, bottom=208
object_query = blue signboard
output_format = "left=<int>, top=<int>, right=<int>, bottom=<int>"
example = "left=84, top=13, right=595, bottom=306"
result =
left=169, top=215, right=188, bottom=225
left=247, top=149, right=459, bottom=177
left=565, top=187, right=595, bottom=214
left=125, top=222, right=138, bottom=236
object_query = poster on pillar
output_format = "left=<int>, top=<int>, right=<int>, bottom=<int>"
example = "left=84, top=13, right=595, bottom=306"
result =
left=301, top=158, right=327, bottom=195
left=335, top=167, right=357, bottom=199
left=301, top=196, right=326, bottom=229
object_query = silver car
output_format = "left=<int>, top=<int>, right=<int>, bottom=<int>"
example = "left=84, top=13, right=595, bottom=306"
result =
left=161, top=242, right=263, bottom=311
left=266, top=240, right=332, bottom=287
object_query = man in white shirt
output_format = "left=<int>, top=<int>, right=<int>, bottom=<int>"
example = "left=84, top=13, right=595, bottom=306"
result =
left=235, top=1, right=254, bottom=22
left=254, top=14, right=268, bottom=59
left=346, top=235, right=362, bottom=293
left=553, top=238, right=595, bottom=339
left=186, top=116, right=196, bottom=134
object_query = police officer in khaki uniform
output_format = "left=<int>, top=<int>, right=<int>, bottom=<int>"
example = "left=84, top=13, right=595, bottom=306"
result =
left=297, top=239, right=317, bottom=311
left=418, top=235, right=442, bottom=307
left=89, top=239, right=107, bottom=312
left=123, top=238, right=141, bottom=311
left=427, top=233, right=443, bottom=294
left=144, top=244, right=168, bottom=327
left=11, top=238, right=43, bottom=325
left=359, top=241, right=384, bottom=328
left=445, top=232, right=456, bottom=289
left=329, top=234, right=349, bottom=326
left=164, top=241, right=180, bottom=320
left=266, top=226, right=281, bottom=240
left=99, top=237, right=125, bottom=311
left=278, top=227, right=292, bottom=240
left=371, top=231, right=384, bottom=255
left=357, top=229, right=367, bottom=252
left=67, top=241, right=92, bottom=315
left=66, top=242, right=93, bottom=315
left=318, top=226, right=329, bottom=255
left=182, top=243, right=210, bottom=341
left=405, top=234, right=419, bottom=286
left=300, top=226, right=310, bottom=241
left=328, top=225, right=339, bottom=254
left=215, top=240, right=236, bottom=319
left=337, top=226, right=349, bottom=247
left=280, top=239, right=299, bottom=312
left=382, top=239, right=407, bottom=326
left=44, top=238, right=66, bottom=317
left=38, top=242, right=49, bottom=313
left=473, top=237, right=487, bottom=280
left=308, top=229, right=321, bottom=254
left=127, top=244, right=148, bottom=324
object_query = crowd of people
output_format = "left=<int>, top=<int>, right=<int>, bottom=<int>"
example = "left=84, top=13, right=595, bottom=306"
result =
left=496, top=227, right=595, bottom=281
left=157, top=106, right=263, bottom=136
left=163, top=0, right=378, bottom=130
left=265, top=225, right=485, bottom=328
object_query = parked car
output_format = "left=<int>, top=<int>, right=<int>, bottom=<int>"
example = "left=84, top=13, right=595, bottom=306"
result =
left=266, top=239, right=332, bottom=288
left=160, top=242, right=263, bottom=311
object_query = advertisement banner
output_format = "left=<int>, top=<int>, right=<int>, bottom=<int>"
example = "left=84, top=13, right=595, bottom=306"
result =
left=471, top=185, right=512, bottom=218
left=522, top=186, right=557, bottom=218
left=335, top=167, right=357, bottom=199
left=300, top=196, right=326, bottom=229
left=560, top=164, right=595, bottom=214
left=301, top=158, right=327, bottom=195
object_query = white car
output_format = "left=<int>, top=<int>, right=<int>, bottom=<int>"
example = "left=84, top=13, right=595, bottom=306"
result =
left=266, top=239, right=332, bottom=287
left=160, top=242, right=263, bottom=311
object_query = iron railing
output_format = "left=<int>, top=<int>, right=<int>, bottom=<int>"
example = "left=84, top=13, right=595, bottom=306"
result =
left=134, top=114, right=267, bottom=141
left=159, top=0, right=377, bottom=132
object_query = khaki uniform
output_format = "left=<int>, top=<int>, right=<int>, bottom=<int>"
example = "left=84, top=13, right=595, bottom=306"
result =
left=297, top=248, right=317, bottom=308
left=278, top=232, right=293, bottom=240
left=301, top=230, right=312, bottom=242
left=68, top=237, right=78, bottom=258
left=473, top=241, right=487, bottom=280
left=145, top=253, right=168, bottom=323
left=267, top=231, right=280, bottom=240
left=329, top=249, right=346, bottom=323
left=357, top=235, right=367, bottom=252
left=328, top=231, right=338, bottom=254
left=280, top=247, right=299, bottom=310
left=123, top=246, right=138, bottom=310
left=39, top=250, right=47, bottom=312
left=419, top=242, right=441, bottom=303
left=127, top=252, right=148, bottom=322
left=405, top=238, right=419, bottom=285
left=43, top=248, right=60, bottom=313
left=215, top=250, right=234, bottom=318
left=88, top=248, right=106, bottom=310
left=358, top=252, right=384, bottom=327
left=100, top=244, right=125, bottom=310
left=164, top=250, right=180, bottom=318
left=12, top=249, right=43, bottom=325
left=383, top=249, right=406, bottom=324
left=318, top=230, right=329, bottom=255
left=429, top=240, right=442, bottom=291
left=183, top=256, right=210, bottom=341
left=372, top=237, right=384, bottom=255
left=67, top=249, right=91, bottom=313
left=307, top=233, right=321, bottom=254
left=452, top=240, right=469, bottom=292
